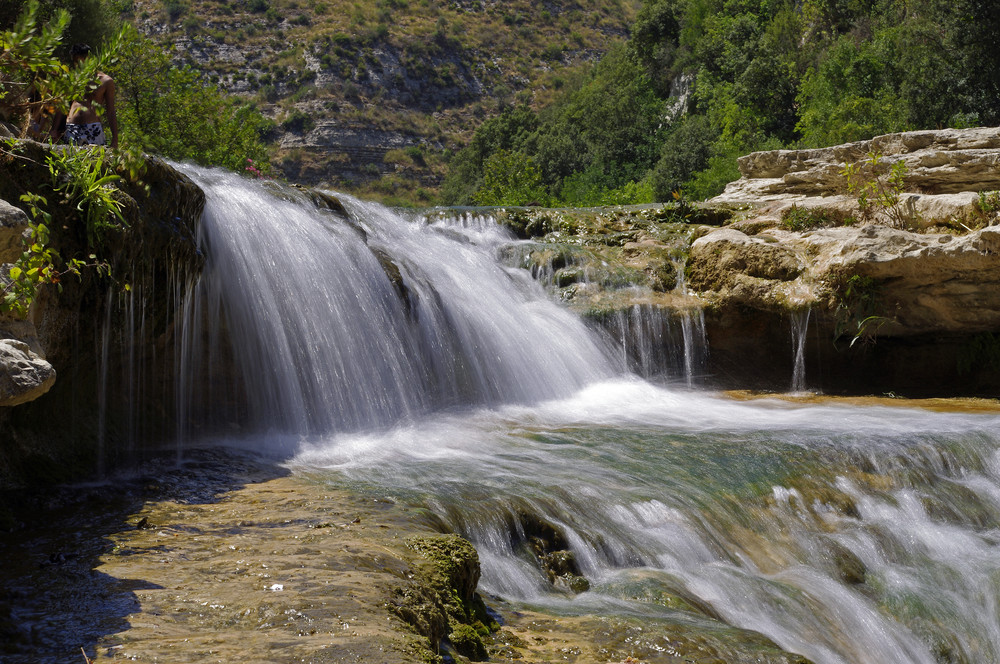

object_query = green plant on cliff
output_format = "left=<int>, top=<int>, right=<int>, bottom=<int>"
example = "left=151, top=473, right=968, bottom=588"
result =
left=842, top=152, right=912, bottom=229
left=829, top=271, right=892, bottom=347
left=48, top=144, right=126, bottom=243
left=1, top=144, right=123, bottom=315
left=974, top=191, right=1000, bottom=226
left=781, top=205, right=851, bottom=231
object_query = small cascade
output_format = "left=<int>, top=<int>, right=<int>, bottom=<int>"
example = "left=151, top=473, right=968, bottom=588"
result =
left=790, top=308, right=811, bottom=393
left=679, top=307, right=707, bottom=387
left=95, top=292, right=114, bottom=475
left=596, top=304, right=707, bottom=384
left=89, top=261, right=198, bottom=471
left=175, top=168, right=618, bottom=437
left=299, top=384, right=1000, bottom=664
left=673, top=252, right=708, bottom=387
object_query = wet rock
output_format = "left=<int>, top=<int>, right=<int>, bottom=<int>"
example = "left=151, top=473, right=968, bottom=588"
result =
left=514, top=511, right=590, bottom=594
left=407, top=534, right=480, bottom=606
left=0, top=339, right=56, bottom=407
left=371, top=247, right=412, bottom=314
left=449, top=623, right=488, bottom=661
left=825, top=540, right=867, bottom=585
left=392, top=534, right=492, bottom=653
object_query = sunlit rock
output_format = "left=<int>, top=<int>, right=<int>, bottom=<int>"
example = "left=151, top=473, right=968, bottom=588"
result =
left=0, top=338, right=55, bottom=407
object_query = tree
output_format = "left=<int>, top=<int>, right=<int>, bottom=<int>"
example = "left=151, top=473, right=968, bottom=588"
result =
left=108, top=25, right=273, bottom=172
left=472, top=150, right=548, bottom=206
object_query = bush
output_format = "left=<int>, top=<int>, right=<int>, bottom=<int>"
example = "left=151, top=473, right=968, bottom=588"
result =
left=280, top=109, right=315, bottom=134
left=472, top=150, right=548, bottom=206
left=163, top=0, right=186, bottom=21
left=109, top=25, right=274, bottom=173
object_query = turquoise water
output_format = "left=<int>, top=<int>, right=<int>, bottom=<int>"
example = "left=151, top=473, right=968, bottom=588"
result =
left=295, top=381, right=1000, bottom=664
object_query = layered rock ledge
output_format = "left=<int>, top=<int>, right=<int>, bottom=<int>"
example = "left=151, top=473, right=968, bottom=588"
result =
left=712, top=127, right=1000, bottom=229
left=493, top=127, right=1000, bottom=396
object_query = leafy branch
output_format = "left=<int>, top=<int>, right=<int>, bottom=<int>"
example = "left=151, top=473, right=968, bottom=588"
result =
left=841, top=151, right=913, bottom=229
left=1, top=190, right=112, bottom=316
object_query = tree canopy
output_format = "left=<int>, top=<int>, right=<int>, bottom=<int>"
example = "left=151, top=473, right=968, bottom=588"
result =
left=445, top=0, right=1000, bottom=205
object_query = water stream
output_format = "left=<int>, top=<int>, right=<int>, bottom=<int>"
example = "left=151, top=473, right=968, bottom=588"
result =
left=790, top=308, right=811, bottom=393
left=175, top=169, right=1000, bottom=664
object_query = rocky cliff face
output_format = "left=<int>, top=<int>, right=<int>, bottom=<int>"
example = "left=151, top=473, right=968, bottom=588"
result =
left=0, top=141, right=205, bottom=487
left=133, top=0, right=640, bottom=194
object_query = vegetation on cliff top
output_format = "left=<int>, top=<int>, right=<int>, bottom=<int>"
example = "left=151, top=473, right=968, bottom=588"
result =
left=6, top=0, right=1000, bottom=207
left=447, top=0, right=1000, bottom=206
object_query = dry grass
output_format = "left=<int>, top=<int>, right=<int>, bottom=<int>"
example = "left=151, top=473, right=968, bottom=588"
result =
left=130, top=0, right=641, bottom=201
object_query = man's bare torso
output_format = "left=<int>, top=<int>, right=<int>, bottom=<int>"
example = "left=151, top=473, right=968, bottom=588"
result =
left=66, top=72, right=113, bottom=125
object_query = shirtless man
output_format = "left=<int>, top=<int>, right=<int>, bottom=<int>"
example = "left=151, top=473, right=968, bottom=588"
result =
left=64, top=44, right=118, bottom=149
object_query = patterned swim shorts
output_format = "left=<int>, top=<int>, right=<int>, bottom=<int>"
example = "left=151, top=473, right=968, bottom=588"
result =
left=64, top=122, right=106, bottom=146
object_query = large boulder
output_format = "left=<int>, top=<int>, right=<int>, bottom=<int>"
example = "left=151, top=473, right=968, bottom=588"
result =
left=0, top=339, right=55, bottom=407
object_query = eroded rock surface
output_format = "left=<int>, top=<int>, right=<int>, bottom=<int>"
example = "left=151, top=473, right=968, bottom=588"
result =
left=687, top=224, right=1000, bottom=337
left=713, top=127, right=1000, bottom=229
left=0, top=339, right=55, bottom=407
left=0, top=199, right=29, bottom=264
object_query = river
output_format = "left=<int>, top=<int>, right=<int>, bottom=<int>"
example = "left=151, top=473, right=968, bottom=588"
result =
left=5, top=169, right=1000, bottom=663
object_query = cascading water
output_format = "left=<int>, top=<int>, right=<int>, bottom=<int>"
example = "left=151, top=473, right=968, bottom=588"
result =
left=173, top=169, right=1000, bottom=664
left=790, top=308, right=811, bottom=393
left=177, top=167, right=616, bottom=436
left=594, top=303, right=707, bottom=385
left=298, top=385, right=1000, bottom=664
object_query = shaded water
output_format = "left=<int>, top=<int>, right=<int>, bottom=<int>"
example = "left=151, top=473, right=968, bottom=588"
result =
left=174, top=170, right=1000, bottom=663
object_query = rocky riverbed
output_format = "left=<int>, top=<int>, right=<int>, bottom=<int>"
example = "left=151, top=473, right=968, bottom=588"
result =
left=0, top=446, right=820, bottom=664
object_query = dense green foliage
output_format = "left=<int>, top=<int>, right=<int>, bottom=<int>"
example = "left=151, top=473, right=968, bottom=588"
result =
left=109, top=25, right=273, bottom=172
left=445, top=0, right=1000, bottom=205
left=1, top=0, right=273, bottom=173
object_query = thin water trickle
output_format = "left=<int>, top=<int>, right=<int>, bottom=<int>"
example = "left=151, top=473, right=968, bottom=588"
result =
left=790, top=308, right=811, bottom=393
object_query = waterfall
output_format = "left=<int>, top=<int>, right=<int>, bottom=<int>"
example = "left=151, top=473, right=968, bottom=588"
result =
left=595, top=303, right=706, bottom=385
left=177, top=168, right=617, bottom=437
left=154, top=170, right=1000, bottom=663
left=790, top=308, right=811, bottom=393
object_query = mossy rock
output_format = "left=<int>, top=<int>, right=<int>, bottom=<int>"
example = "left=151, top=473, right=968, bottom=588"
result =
left=407, top=534, right=480, bottom=606
left=449, top=623, right=488, bottom=661
left=392, top=534, right=494, bottom=653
